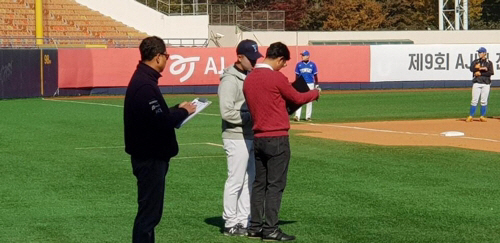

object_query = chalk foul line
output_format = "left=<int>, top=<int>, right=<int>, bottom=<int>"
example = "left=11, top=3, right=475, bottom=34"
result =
left=75, top=142, right=223, bottom=150
left=42, top=98, right=219, bottom=116
left=305, top=123, right=499, bottom=143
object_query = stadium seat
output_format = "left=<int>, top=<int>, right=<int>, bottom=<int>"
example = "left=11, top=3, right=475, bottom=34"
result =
left=0, top=0, right=147, bottom=47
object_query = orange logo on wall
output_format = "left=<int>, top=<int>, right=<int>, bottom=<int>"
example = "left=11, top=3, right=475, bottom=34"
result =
left=44, top=55, right=52, bottom=65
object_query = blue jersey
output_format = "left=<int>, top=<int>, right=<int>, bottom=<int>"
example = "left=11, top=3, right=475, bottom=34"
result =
left=295, top=61, right=318, bottom=83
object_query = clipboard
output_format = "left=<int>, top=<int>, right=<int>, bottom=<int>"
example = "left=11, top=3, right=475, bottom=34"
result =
left=286, top=76, right=310, bottom=115
left=176, top=98, right=212, bottom=128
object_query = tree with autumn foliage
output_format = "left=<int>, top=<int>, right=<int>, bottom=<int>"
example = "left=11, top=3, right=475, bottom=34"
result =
left=377, top=0, right=483, bottom=30
left=378, top=0, right=437, bottom=30
left=267, top=0, right=308, bottom=30
left=321, top=0, right=386, bottom=31
left=469, top=0, right=485, bottom=22
left=482, top=0, right=500, bottom=22
left=299, top=2, right=329, bottom=30
left=471, top=0, right=500, bottom=29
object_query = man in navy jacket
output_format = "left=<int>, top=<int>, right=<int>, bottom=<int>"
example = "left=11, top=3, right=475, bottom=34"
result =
left=124, top=36, right=196, bottom=243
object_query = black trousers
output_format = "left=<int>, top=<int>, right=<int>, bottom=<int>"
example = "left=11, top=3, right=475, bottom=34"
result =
left=249, top=136, right=291, bottom=235
left=131, top=157, right=169, bottom=243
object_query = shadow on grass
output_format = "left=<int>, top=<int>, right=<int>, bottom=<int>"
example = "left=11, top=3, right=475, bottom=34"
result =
left=204, top=216, right=297, bottom=233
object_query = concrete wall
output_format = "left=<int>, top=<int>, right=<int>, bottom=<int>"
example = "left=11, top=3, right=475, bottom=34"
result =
left=239, top=30, right=500, bottom=46
left=75, top=0, right=209, bottom=41
left=207, top=25, right=242, bottom=47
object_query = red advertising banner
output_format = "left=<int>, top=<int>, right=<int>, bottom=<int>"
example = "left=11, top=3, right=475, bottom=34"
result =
left=58, top=49, right=139, bottom=88
left=290, top=46, right=370, bottom=83
left=58, top=46, right=370, bottom=88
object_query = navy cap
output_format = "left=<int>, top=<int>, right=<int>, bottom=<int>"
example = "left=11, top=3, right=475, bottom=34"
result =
left=477, top=47, right=487, bottom=53
left=237, top=39, right=263, bottom=61
left=300, top=50, right=310, bottom=56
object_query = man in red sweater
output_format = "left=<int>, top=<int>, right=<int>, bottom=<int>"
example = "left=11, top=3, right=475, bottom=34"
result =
left=243, top=42, right=320, bottom=241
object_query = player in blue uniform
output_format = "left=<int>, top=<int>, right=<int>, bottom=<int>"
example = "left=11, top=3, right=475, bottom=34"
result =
left=293, top=50, right=319, bottom=121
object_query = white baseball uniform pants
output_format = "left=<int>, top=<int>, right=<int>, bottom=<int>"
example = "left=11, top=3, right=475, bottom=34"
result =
left=222, top=139, right=255, bottom=228
left=294, top=83, right=315, bottom=120
left=471, top=83, right=491, bottom=106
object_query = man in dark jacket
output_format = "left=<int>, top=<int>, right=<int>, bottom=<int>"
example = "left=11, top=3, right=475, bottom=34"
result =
left=124, top=36, right=196, bottom=243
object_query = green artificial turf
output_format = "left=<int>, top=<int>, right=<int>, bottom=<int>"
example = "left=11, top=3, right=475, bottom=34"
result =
left=1, top=89, right=499, bottom=243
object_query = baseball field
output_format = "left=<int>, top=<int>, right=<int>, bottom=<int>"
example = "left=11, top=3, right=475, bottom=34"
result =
left=1, top=88, right=500, bottom=243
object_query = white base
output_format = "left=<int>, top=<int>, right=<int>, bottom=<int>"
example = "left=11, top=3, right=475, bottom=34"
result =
left=440, top=131, right=465, bottom=137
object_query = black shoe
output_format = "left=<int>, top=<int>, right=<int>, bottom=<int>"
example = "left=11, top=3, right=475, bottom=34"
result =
left=223, top=223, right=247, bottom=236
left=247, top=230, right=263, bottom=239
left=262, top=228, right=295, bottom=241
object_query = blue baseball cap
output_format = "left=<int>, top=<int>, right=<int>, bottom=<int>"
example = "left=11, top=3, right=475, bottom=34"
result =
left=300, top=50, right=310, bottom=56
left=477, top=47, right=487, bottom=53
left=236, top=39, right=263, bottom=61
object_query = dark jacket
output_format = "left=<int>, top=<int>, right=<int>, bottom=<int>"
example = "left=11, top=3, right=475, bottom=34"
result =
left=124, top=62, right=189, bottom=160
left=470, top=58, right=494, bottom=85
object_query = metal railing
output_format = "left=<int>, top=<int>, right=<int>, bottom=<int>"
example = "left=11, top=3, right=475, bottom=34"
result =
left=135, top=0, right=209, bottom=16
left=209, top=4, right=238, bottom=25
left=0, top=37, right=209, bottom=48
left=309, top=39, right=415, bottom=46
left=208, top=5, right=285, bottom=31
left=136, top=1, right=286, bottom=31
left=236, top=11, right=285, bottom=31
left=164, top=38, right=209, bottom=47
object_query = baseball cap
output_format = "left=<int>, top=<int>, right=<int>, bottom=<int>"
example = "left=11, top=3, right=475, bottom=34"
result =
left=300, top=50, right=310, bottom=56
left=477, top=47, right=487, bottom=53
left=237, top=39, right=263, bottom=61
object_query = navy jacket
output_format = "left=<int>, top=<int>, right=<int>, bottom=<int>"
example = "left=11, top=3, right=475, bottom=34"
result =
left=124, top=62, right=189, bottom=160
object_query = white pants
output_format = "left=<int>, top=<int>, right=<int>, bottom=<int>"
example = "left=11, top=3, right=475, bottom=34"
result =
left=222, top=139, right=255, bottom=228
left=471, top=83, right=491, bottom=106
left=295, top=83, right=315, bottom=120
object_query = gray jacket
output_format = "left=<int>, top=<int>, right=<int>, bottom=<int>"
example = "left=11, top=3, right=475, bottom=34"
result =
left=218, top=65, right=253, bottom=140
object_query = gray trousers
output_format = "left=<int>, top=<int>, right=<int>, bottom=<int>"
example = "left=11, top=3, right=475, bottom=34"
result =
left=222, top=138, right=255, bottom=228
left=249, top=136, right=291, bottom=235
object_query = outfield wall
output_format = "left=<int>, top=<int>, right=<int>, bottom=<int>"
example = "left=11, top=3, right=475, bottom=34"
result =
left=0, top=49, right=58, bottom=99
left=58, top=44, right=500, bottom=88
left=2, top=45, right=500, bottom=99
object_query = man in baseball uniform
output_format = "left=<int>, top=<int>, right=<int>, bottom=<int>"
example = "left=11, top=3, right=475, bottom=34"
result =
left=218, top=39, right=263, bottom=236
left=294, top=50, right=319, bottom=121
left=466, top=47, right=494, bottom=122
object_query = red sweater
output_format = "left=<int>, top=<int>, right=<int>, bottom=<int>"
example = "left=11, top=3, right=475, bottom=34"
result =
left=243, top=64, right=320, bottom=137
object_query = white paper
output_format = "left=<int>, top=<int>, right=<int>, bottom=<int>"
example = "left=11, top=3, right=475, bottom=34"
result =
left=176, top=98, right=212, bottom=128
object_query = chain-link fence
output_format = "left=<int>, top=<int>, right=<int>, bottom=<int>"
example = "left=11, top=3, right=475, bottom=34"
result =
left=236, top=11, right=285, bottom=31
left=136, top=1, right=285, bottom=31
left=135, top=0, right=209, bottom=16
left=209, top=4, right=285, bottom=31
left=208, top=4, right=237, bottom=25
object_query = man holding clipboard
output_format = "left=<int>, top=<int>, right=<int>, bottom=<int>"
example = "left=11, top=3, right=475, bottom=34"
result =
left=124, top=36, right=196, bottom=243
